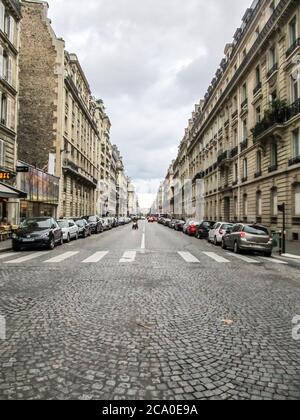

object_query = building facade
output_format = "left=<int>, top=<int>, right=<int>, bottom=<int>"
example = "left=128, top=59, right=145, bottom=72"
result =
left=162, top=0, right=300, bottom=241
left=18, top=0, right=112, bottom=218
left=0, top=0, right=22, bottom=223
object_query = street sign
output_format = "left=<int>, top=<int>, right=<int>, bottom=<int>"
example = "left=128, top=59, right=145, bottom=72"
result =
left=16, top=166, right=30, bottom=173
left=0, top=171, right=11, bottom=180
left=278, top=203, right=285, bottom=212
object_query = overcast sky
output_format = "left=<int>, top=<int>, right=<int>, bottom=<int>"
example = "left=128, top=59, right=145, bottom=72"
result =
left=47, top=0, right=250, bottom=208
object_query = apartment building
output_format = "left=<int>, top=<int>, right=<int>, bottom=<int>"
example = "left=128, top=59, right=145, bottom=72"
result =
left=0, top=0, right=23, bottom=223
left=18, top=0, right=111, bottom=218
left=164, top=0, right=300, bottom=241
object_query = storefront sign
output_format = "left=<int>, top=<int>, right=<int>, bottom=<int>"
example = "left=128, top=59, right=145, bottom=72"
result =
left=16, top=166, right=30, bottom=173
left=0, top=171, right=11, bottom=180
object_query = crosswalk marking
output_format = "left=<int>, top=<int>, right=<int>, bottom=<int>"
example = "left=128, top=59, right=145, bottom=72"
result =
left=260, top=257, right=288, bottom=265
left=5, top=252, right=49, bottom=264
left=226, top=253, right=260, bottom=264
left=178, top=252, right=200, bottom=263
left=82, top=251, right=109, bottom=263
left=44, top=251, right=79, bottom=263
left=203, top=252, right=230, bottom=263
left=120, top=251, right=136, bottom=263
left=0, top=252, right=20, bottom=260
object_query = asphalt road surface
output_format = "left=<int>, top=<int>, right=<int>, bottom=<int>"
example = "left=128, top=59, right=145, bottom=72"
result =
left=0, top=221, right=299, bottom=400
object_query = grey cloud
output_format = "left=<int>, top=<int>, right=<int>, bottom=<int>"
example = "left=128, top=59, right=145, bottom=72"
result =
left=47, top=0, right=251, bottom=205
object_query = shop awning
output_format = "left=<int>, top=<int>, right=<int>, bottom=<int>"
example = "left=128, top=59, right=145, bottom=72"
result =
left=0, top=182, right=27, bottom=199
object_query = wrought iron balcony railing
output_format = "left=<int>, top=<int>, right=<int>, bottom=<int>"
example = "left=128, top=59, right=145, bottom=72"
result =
left=267, top=63, right=278, bottom=78
left=286, top=38, right=300, bottom=58
left=252, top=99, right=300, bottom=140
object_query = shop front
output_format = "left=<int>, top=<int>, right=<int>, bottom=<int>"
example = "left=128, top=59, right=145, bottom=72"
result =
left=0, top=182, right=27, bottom=225
left=17, top=161, right=60, bottom=220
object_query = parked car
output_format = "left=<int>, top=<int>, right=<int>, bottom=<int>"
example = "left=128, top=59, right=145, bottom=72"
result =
left=101, top=218, right=111, bottom=231
left=112, top=217, right=119, bottom=228
left=183, top=220, right=201, bottom=236
left=12, top=217, right=63, bottom=251
left=163, top=218, right=172, bottom=226
left=221, top=223, right=273, bottom=256
left=174, top=220, right=186, bottom=231
left=148, top=217, right=154, bottom=223
left=57, top=219, right=79, bottom=242
left=196, top=221, right=216, bottom=239
left=118, top=217, right=126, bottom=225
left=84, top=216, right=103, bottom=234
left=208, top=222, right=234, bottom=245
left=74, top=218, right=91, bottom=238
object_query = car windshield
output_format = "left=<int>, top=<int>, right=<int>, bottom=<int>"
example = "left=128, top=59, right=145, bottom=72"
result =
left=222, top=224, right=233, bottom=230
left=244, top=225, right=269, bottom=236
left=57, top=221, right=69, bottom=228
left=76, top=220, right=84, bottom=227
left=88, top=216, right=97, bottom=222
left=21, top=218, right=52, bottom=229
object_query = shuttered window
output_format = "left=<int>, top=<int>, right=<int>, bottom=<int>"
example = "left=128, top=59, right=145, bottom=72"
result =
left=0, top=139, right=5, bottom=167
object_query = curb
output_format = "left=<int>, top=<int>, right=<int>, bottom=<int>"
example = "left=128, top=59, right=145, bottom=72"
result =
left=0, top=247, right=12, bottom=253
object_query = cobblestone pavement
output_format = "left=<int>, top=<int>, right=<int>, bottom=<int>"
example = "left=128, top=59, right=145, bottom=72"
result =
left=0, top=222, right=299, bottom=400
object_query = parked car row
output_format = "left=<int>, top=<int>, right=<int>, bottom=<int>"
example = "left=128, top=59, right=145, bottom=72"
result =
left=12, top=215, right=132, bottom=251
left=158, top=217, right=273, bottom=257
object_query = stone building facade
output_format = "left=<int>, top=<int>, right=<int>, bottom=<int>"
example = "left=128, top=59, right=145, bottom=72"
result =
left=0, top=0, right=22, bottom=223
left=162, top=0, right=300, bottom=241
left=18, top=0, right=111, bottom=218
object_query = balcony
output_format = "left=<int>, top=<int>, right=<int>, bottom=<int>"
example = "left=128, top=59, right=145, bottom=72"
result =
left=252, top=99, right=300, bottom=141
left=232, top=110, right=238, bottom=120
left=253, top=82, right=262, bottom=96
left=241, top=176, right=248, bottom=183
left=62, top=159, right=98, bottom=188
left=230, top=146, right=238, bottom=158
left=267, top=63, right=278, bottom=79
left=217, top=150, right=231, bottom=166
left=240, top=138, right=248, bottom=152
left=289, top=156, right=300, bottom=166
left=286, top=38, right=300, bottom=58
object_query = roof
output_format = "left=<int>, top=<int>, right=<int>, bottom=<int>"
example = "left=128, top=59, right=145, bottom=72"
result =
left=0, top=182, right=27, bottom=199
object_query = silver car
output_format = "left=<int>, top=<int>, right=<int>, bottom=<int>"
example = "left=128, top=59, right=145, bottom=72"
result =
left=222, top=223, right=273, bottom=257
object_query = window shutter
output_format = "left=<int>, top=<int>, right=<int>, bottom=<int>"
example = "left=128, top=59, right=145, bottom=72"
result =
left=9, top=16, right=14, bottom=44
left=0, top=140, right=4, bottom=167
left=0, top=45, right=3, bottom=79
left=0, top=2, right=5, bottom=32
left=10, top=97, right=15, bottom=131
left=8, top=55, right=12, bottom=85
left=6, top=96, right=11, bottom=128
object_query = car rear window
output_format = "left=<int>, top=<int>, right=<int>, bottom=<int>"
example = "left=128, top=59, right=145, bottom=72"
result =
left=88, top=216, right=97, bottom=222
left=57, top=221, right=69, bottom=228
left=221, top=224, right=233, bottom=230
left=244, top=225, right=269, bottom=236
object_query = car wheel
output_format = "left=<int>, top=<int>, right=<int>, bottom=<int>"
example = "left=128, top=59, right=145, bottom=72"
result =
left=59, top=237, right=64, bottom=246
left=234, top=241, right=240, bottom=254
left=264, top=252, right=272, bottom=258
left=66, top=234, right=71, bottom=243
left=83, top=231, right=87, bottom=238
left=48, top=237, right=55, bottom=250
left=221, top=239, right=227, bottom=250
left=214, top=237, right=218, bottom=246
left=75, top=233, right=79, bottom=240
left=13, top=244, right=21, bottom=252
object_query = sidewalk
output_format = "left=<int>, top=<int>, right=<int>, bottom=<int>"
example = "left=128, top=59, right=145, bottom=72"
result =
left=0, top=239, right=12, bottom=253
left=274, top=240, right=300, bottom=260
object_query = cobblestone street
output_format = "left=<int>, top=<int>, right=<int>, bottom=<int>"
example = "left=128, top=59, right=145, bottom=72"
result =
left=0, top=222, right=299, bottom=400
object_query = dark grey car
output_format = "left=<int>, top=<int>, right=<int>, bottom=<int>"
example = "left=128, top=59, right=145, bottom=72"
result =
left=222, top=224, right=273, bottom=257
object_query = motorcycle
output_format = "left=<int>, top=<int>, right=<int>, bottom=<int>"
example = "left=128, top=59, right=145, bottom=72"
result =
left=132, top=221, right=139, bottom=230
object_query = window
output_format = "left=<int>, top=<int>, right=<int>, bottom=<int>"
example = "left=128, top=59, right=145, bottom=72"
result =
left=270, top=143, right=278, bottom=168
left=243, top=194, right=248, bottom=217
left=289, top=16, right=297, bottom=46
left=295, top=184, right=300, bottom=216
left=256, top=191, right=262, bottom=216
left=255, top=66, right=261, bottom=86
left=243, top=119, right=248, bottom=140
left=0, top=1, right=5, bottom=32
left=242, top=83, right=247, bottom=101
left=293, top=129, right=300, bottom=158
left=0, top=139, right=5, bottom=167
left=256, top=150, right=262, bottom=173
left=269, top=46, right=277, bottom=69
left=243, top=159, right=248, bottom=180
left=0, top=92, right=6, bottom=125
left=234, top=163, right=238, bottom=182
left=291, top=73, right=299, bottom=102
left=233, top=128, right=238, bottom=146
left=256, top=106, right=261, bottom=123
left=271, top=188, right=278, bottom=216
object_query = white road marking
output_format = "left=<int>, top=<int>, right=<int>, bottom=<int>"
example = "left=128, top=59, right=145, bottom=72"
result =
left=82, top=251, right=109, bottom=263
left=281, top=253, right=300, bottom=260
left=0, top=252, right=20, bottom=260
left=45, top=251, right=79, bottom=263
left=120, top=251, right=136, bottom=263
left=260, top=257, right=288, bottom=265
left=178, top=252, right=200, bottom=263
left=203, top=252, right=230, bottom=263
left=226, top=253, right=260, bottom=263
left=5, top=252, right=49, bottom=264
